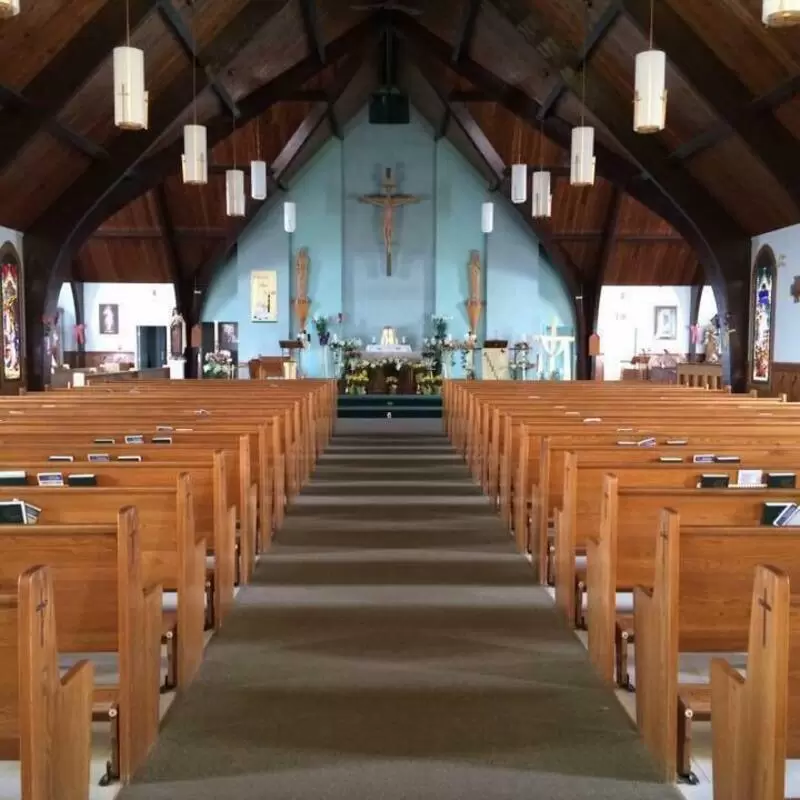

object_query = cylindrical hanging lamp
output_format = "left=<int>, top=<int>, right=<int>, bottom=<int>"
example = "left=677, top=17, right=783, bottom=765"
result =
left=284, top=201, right=296, bottom=233
left=181, top=124, right=207, bottom=185
left=763, top=0, right=800, bottom=25
left=570, top=126, right=596, bottom=187
left=510, top=163, right=527, bottom=204
left=481, top=202, right=494, bottom=234
left=0, top=0, right=20, bottom=17
left=113, top=46, right=148, bottom=131
left=251, top=160, right=267, bottom=201
left=531, top=171, right=552, bottom=219
left=634, top=49, right=667, bottom=133
left=225, top=169, right=246, bottom=217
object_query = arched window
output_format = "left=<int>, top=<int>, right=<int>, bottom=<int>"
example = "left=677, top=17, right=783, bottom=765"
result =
left=0, top=242, right=22, bottom=383
left=750, top=245, right=777, bottom=385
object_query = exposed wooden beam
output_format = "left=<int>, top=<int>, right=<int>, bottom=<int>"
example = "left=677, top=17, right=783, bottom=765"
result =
left=0, top=0, right=160, bottom=173
left=594, top=188, right=622, bottom=292
left=551, top=231, right=683, bottom=243
left=452, top=0, right=481, bottom=63
left=158, top=0, right=240, bottom=118
left=449, top=90, right=491, bottom=102
left=435, top=107, right=451, bottom=140
left=538, top=0, right=623, bottom=119
left=154, top=184, right=184, bottom=284
left=623, top=0, right=800, bottom=210
left=299, top=0, right=325, bottom=64
left=92, top=228, right=227, bottom=239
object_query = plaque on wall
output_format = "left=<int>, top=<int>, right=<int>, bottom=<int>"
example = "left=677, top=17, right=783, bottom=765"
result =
left=217, top=322, right=239, bottom=365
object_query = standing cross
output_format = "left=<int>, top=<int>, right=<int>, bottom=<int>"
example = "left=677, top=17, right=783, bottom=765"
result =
left=358, top=167, right=422, bottom=277
left=35, top=592, right=47, bottom=647
left=758, top=588, right=772, bottom=647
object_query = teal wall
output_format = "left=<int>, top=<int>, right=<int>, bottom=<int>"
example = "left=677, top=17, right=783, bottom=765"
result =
left=203, top=106, right=575, bottom=377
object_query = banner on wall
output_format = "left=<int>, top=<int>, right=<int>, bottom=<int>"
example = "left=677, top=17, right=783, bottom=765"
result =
left=1, top=260, right=21, bottom=380
left=250, top=270, right=278, bottom=322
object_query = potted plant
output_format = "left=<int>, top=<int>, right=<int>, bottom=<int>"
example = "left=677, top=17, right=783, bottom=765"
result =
left=385, top=375, right=399, bottom=394
left=313, top=315, right=330, bottom=346
left=203, top=349, right=233, bottom=378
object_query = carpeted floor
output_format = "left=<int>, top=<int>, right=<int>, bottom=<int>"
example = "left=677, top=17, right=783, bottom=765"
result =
left=118, top=421, right=681, bottom=799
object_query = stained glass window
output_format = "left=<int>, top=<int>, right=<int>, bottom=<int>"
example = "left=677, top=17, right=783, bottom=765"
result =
left=1, top=258, right=20, bottom=381
left=750, top=247, right=776, bottom=384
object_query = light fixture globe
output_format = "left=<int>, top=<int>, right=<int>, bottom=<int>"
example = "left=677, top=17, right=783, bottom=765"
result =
left=225, top=169, right=246, bottom=217
left=634, top=49, right=667, bottom=133
left=763, top=0, right=800, bottom=25
left=481, top=202, right=494, bottom=234
left=283, top=201, right=297, bottom=233
left=570, top=126, right=596, bottom=187
left=181, top=124, right=208, bottom=185
left=250, top=160, right=267, bottom=200
left=531, top=171, right=552, bottom=219
left=510, top=163, right=527, bottom=204
left=0, top=0, right=20, bottom=17
left=113, top=46, right=148, bottom=131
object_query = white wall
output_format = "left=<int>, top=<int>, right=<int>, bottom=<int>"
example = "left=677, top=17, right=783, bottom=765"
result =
left=0, top=225, right=23, bottom=261
left=57, top=282, right=77, bottom=350
left=752, top=222, right=800, bottom=364
left=597, top=285, right=713, bottom=380
left=82, top=283, right=176, bottom=353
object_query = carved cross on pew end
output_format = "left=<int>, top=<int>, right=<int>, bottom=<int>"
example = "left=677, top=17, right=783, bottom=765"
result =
left=758, top=588, right=773, bottom=648
left=35, top=593, right=47, bottom=647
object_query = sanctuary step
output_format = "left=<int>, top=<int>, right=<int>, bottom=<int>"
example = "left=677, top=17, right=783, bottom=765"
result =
left=337, top=393, right=442, bottom=419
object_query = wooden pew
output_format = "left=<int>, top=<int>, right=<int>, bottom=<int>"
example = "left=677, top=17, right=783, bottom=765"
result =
left=634, top=511, right=800, bottom=782
left=2, top=482, right=208, bottom=691
left=585, top=478, right=800, bottom=687
left=0, top=510, right=161, bottom=785
left=710, top=565, right=798, bottom=800
left=0, top=565, right=94, bottom=800
left=556, top=453, right=800, bottom=627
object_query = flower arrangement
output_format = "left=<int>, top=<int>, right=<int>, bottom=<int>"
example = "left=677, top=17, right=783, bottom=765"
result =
left=416, top=373, right=443, bottom=395
left=431, top=314, right=450, bottom=341
left=345, top=368, right=369, bottom=395
left=203, top=349, right=233, bottom=378
left=385, top=375, right=399, bottom=394
left=313, top=315, right=330, bottom=346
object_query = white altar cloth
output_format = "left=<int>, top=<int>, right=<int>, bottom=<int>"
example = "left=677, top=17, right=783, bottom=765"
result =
left=365, top=344, right=413, bottom=354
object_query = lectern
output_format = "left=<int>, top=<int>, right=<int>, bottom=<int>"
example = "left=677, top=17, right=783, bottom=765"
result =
left=278, top=340, right=303, bottom=379
left=481, top=339, right=510, bottom=381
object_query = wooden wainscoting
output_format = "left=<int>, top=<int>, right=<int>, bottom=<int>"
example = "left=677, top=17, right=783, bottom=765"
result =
left=771, top=363, right=800, bottom=401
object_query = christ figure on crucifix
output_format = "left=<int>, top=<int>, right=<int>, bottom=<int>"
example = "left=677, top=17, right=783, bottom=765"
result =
left=358, top=167, right=422, bottom=276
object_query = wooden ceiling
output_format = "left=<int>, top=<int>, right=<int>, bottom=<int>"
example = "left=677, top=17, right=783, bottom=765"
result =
left=2, top=0, right=799, bottom=302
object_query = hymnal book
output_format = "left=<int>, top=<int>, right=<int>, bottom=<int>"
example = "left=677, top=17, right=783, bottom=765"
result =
left=767, top=472, right=796, bottom=489
left=666, top=439, right=688, bottom=446
left=194, top=409, right=209, bottom=415
left=762, top=501, right=795, bottom=526
left=565, top=411, right=580, bottom=416
left=583, top=417, right=602, bottom=423
left=152, top=436, right=172, bottom=444
left=37, top=472, right=64, bottom=488
left=0, top=470, right=26, bottom=487
left=637, top=437, right=656, bottom=447
left=775, top=505, right=800, bottom=527
left=125, top=435, right=144, bottom=445
left=175, top=428, right=194, bottom=433
left=94, top=438, right=116, bottom=445
left=117, top=455, right=142, bottom=462
left=700, top=474, right=730, bottom=489
left=617, top=440, right=637, bottom=446
left=693, top=454, right=715, bottom=464
left=67, top=474, right=97, bottom=487
left=0, top=499, right=41, bottom=525
left=735, top=469, right=764, bottom=488
left=88, top=453, right=110, bottom=463
left=715, top=455, right=741, bottom=464
left=156, top=425, right=173, bottom=432
left=47, top=455, right=73, bottom=463
left=658, top=456, right=683, bottom=463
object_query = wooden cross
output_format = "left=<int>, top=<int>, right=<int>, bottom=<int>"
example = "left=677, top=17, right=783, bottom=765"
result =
left=759, top=588, right=772, bottom=647
left=35, top=592, right=47, bottom=647
left=358, top=167, right=422, bottom=277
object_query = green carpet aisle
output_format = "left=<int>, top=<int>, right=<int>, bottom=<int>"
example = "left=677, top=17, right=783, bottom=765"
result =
left=118, top=421, right=681, bottom=800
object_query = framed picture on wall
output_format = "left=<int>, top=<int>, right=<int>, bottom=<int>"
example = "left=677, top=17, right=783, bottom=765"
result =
left=653, top=306, right=677, bottom=340
left=98, top=303, right=119, bottom=336
left=217, top=322, right=238, bottom=350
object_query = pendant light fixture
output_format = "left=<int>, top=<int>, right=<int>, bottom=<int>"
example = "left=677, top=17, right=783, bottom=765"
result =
left=763, top=0, right=800, bottom=26
left=481, top=202, right=494, bottom=234
left=181, top=6, right=207, bottom=185
left=0, top=0, right=20, bottom=18
left=531, top=115, right=552, bottom=218
left=510, top=125, right=527, bottom=203
left=634, top=0, right=667, bottom=133
left=251, top=116, right=267, bottom=200
left=225, top=116, right=245, bottom=218
left=284, top=202, right=296, bottom=233
left=113, top=0, right=148, bottom=130
left=570, top=3, right=596, bottom=187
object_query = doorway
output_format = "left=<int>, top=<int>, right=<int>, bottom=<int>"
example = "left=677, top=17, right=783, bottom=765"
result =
left=137, top=326, right=168, bottom=370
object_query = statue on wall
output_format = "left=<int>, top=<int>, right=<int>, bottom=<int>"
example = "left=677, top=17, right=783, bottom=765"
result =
left=169, top=308, right=186, bottom=360
left=465, top=250, right=483, bottom=335
left=293, top=247, right=311, bottom=334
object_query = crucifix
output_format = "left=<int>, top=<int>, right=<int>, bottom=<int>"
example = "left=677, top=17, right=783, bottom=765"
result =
left=35, top=591, right=47, bottom=646
left=759, top=588, right=772, bottom=647
left=358, top=167, right=422, bottom=276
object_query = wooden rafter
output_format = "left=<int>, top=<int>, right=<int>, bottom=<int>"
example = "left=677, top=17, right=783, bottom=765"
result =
left=154, top=184, right=184, bottom=285
left=299, top=0, right=325, bottom=65
left=158, top=0, right=240, bottom=118
left=452, top=0, right=481, bottom=63
left=623, top=0, right=800, bottom=210
left=0, top=0, right=161, bottom=173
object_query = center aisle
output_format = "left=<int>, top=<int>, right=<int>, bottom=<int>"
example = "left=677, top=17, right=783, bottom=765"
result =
left=119, top=421, right=681, bottom=800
